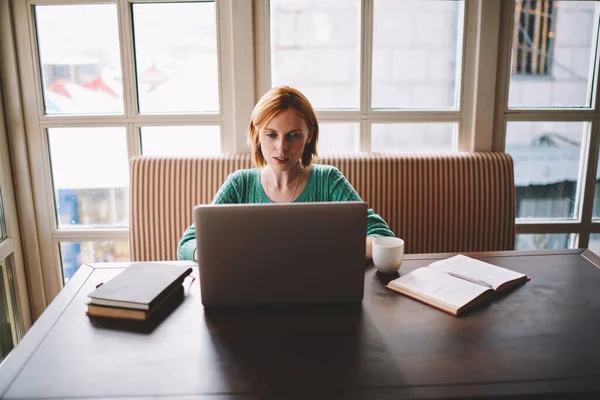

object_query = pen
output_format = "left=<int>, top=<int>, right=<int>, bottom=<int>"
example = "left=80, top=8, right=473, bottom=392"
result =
left=446, top=272, right=493, bottom=289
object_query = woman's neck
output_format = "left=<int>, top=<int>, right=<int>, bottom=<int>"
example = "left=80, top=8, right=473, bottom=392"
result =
left=266, top=162, right=303, bottom=188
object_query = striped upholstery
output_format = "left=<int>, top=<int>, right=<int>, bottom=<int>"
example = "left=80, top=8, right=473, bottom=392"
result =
left=129, top=152, right=515, bottom=261
left=321, top=153, right=515, bottom=254
left=130, top=155, right=252, bottom=262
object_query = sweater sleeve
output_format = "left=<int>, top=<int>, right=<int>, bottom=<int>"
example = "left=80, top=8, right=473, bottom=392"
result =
left=328, top=167, right=395, bottom=238
left=176, top=172, right=244, bottom=260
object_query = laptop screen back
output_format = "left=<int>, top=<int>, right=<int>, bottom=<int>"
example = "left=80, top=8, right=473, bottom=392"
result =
left=194, top=202, right=367, bottom=307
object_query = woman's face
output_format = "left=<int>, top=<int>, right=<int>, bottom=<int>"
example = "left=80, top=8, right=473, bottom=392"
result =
left=259, top=108, right=312, bottom=171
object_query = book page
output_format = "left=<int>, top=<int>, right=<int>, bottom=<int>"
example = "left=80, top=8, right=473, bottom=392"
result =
left=427, top=254, right=527, bottom=290
left=388, top=268, right=491, bottom=310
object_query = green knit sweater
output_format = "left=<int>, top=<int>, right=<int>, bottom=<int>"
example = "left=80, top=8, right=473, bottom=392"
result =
left=177, top=164, right=395, bottom=260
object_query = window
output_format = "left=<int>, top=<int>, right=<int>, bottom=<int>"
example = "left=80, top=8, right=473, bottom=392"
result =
left=269, top=0, right=361, bottom=110
left=132, top=2, right=220, bottom=114
left=501, top=0, right=600, bottom=250
left=516, top=233, right=576, bottom=250
left=59, top=241, right=129, bottom=282
left=35, top=4, right=124, bottom=115
left=506, top=121, right=587, bottom=220
left=264, top=0, right=466, bottom=153
left=508, top=0, right=597, bottom=108
left=371, top=0, right=464, bottom=111
left=12, top=0, right=244, bottom=295
left=1, top=257, right=19, bottom=361
left=16, top=0, right=469, bottom=302
left=512, top=0, right=556, bottom=75
left=8, top=0, right=600, bottom=311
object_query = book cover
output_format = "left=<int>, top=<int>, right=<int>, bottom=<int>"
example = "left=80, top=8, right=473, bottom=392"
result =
left=86, top=285, right=184, bottom=321
left=87, top=262, right=192, bottom=310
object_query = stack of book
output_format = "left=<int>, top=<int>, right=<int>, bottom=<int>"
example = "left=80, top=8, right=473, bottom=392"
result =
left=86, top=262, right=193, bottom=321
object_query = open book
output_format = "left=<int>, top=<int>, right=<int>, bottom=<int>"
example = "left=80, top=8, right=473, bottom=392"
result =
left=386, top=254, right=530, bottom=315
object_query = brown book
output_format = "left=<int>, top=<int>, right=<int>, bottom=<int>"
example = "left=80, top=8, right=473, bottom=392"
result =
left=87, top=262, right=192, bottom=310
left=386, top=254, right=530, bottom=316
left=86, top=285, right=184, bottom=321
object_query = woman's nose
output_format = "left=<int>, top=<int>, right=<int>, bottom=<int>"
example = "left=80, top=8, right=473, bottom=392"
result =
left=276, top=138, right=288, bottom=151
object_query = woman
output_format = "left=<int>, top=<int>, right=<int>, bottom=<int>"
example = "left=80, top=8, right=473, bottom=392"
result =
left=177, top=86, right=394, bottom=260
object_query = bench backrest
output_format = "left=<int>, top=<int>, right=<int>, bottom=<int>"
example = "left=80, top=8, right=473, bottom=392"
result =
left=130, top=152, right=515, bottom=261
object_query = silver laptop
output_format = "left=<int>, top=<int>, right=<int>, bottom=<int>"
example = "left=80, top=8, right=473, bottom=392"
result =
left=194, top=201, right=367, bottom=307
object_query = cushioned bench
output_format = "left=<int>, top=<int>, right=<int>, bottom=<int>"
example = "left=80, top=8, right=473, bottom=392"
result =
left=129, top=152, right=515, bottom=261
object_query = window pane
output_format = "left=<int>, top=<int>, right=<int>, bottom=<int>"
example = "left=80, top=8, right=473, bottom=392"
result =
left=59, top=241, right=130, bottom=283
left=592, top=142, right=600, bottom=219
left=371, top=123, right=456, bottom=152
left=506, top=121, right=587, bottom=219
left=48, top=128, right=129, bottom=228
left=35, top=5, right=124, bottom=115
left=508, top=1, right=599, bottom=108
left=0, top=188, right=7, bottom=242
left=588, top=233, right=600, bottom=255
left=318, top=123, right=360, bottom=153
left=0, top=257, right=18, bottom=363
left=270, top=0, right=360, bottom=110
left=516, top=233, right=576, bottom=250
left=141, top=126, right=221, bottom=156
left=133, top=2, right=219, bottom=114
left=372, top=0, right=464, bottom=110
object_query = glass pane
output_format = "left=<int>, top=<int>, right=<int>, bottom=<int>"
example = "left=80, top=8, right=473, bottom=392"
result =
left=508, top=1, right=599, bottom=108
left=0, top=257, right=18, bottom=362
left=141, top=126, right=221, bottom=156
left=506, top=121, right=587, bottom=219
left=372, top=0, right=464, bottom=110
left=371, top=123, right=456, bottom=152
left=133, top=2, right=219, bottom=114
left=318, top=123, right=360, bottom=153
left=270, top=0, right=360, bottom=110
left=48, top=128, right=129, bottom=228
left=35, top=5, right=124, bottom=115
left=0, top=188, right=7, bottom=242
left=60, top=241, right=130, bottom=283
left=516, top=233, right=576, bottom=250
left=588, top=233, right=600, bottom=254
left=592, top=142, right=600, bottom=219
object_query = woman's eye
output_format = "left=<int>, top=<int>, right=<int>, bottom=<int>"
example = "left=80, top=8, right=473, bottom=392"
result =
left=289, top=133, right=301, bottom=139
left=266, top=133, right=277, bottom=138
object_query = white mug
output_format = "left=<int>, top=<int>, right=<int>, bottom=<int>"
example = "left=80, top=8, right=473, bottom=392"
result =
left=372, top=237, right=405, bottom=274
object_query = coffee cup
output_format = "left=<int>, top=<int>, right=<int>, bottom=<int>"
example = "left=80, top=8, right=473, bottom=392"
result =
left=372, top=237, right=404, bottom=274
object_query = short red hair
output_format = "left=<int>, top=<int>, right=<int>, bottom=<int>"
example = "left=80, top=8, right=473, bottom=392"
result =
left=247, top=86, right=319, bottom=167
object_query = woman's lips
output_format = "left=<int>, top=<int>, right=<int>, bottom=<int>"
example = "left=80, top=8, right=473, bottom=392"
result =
left=273, top=157, right=288, bottom=164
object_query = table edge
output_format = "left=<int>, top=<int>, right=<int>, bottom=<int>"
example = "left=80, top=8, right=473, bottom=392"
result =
left=404, top=248, right=586, bottom=261
left=0, top=265, right=94, bottom=397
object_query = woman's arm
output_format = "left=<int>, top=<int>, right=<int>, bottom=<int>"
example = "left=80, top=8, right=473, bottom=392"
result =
left=327, top=167, right=395, bottom=258
left=177, top=225, right=197, bottom=261
left=176, top=172, right=243, bottom=260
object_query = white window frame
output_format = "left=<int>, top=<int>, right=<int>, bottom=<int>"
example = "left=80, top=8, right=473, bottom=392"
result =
left=253, top=0, right=499, bottom=153
left=11, top=0, right=255, bottom=307
left=9, top=0, right=597, bottom=323
left=493, top=0, right=600, bottom=249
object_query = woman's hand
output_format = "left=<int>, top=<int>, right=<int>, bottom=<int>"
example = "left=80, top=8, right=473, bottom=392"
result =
left=366, top=237, right=374, bottom=259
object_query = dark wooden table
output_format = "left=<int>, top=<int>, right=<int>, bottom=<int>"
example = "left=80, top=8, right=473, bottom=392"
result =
left=1, top=249, right=600, bottom=399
